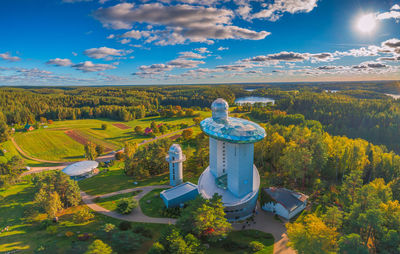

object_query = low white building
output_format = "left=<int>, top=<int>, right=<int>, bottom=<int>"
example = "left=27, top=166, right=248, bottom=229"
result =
left=62, top=160, right=99, bottom=180
left=261, top=187, right=308, bottom=220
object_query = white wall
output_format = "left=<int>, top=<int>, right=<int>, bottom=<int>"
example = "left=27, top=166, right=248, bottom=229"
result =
left=227, top=143, right=254, bottom=197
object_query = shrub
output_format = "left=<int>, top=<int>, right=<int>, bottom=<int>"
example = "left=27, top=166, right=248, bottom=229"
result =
left=132, top=225, right=153, bottom=238
left=115, top=151, right=124, bottom=160
left=65, top=231, right=74, bottom=237
left=249, top=241, right=265, bottom=252
left=117, top=197, right=138, bottom=215
left=119, top=221, right=132, bottom=231
left=46, top=225, right=58, bottom=235
left=85, top=239, right=112, bottom=254
left=148, top=242, right=165, bottom=254
left=78, top=233, right=93, bottom=241
left=73, top=207, right=94, bottom=223
left=101, top=124, right=108, bottom=130
left=102, top=223, right=116, bottom=233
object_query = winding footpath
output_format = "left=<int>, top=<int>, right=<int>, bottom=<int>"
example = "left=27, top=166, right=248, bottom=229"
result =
left=82, top=185, right=294, bottom=254
left=81, top=185, right=177, bottom=224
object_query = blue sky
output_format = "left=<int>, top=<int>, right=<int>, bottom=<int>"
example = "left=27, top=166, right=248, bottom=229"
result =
left=0, top=0, right=399, bottom=86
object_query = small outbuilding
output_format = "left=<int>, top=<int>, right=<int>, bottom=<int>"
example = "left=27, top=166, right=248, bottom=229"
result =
left=160, top=182, right=199, bottom=208
left=62, top=160, right=99, bottom=181
left=24, top=124, right=34, bottom=131
left=261, top=187, right=308, bottom=220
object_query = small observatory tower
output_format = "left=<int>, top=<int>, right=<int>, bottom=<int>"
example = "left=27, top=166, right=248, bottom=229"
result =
left=166, top=144, right=186, bottom=186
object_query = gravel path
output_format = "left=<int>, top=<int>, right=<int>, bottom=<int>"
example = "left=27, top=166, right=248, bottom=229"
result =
left=81, top=185, right=177, bottom=224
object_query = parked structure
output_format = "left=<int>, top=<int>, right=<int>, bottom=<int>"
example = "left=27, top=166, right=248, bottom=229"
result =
left=198, top=98, right=266, bottom=221
left=62, top=160, right=99, bottom=180
left=261, top=187, right=308, bottom=220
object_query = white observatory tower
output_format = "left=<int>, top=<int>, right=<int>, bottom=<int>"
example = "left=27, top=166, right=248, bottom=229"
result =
left=198, top=98, right=266, bottom=221
left=166, top=144, right=186, bottom=186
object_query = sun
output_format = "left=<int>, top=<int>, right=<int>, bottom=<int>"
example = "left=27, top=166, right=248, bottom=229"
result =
left=356, top=13, right=377, bottom=33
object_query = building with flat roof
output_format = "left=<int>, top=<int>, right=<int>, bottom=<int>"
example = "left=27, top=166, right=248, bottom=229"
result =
left=160, top=182, right=199, bottom=208
left=198, top=98, right=266, bottom=221
left=62, top=160, right=99, bottom=181
left=261, top=187, right=308, bottom=220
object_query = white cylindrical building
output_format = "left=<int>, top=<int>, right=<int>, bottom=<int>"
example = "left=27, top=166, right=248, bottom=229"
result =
left=166, top=144, right=186, bottom=186
left=198, top=98, right=266, bottom=221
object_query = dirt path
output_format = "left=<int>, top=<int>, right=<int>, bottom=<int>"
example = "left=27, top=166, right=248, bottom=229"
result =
left=81, top=185, right=177, bottom=224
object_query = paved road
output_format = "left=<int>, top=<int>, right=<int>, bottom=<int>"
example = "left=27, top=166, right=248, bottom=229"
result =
left=232, top=204, right=295, bottom=254
left=81, top=185, right=177, bottom=224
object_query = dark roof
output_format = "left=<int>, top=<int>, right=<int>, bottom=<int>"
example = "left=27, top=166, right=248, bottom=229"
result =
left=264, top=188, right=308, bottom=212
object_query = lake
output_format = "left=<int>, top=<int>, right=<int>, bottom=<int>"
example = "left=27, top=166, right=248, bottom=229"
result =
left=235, top=96, right=275, bottom=105
left=386, top=94, right=400, bottom=100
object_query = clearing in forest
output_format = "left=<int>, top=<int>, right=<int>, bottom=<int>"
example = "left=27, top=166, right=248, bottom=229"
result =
left=64, top=129, right=117, bottom=152
left=112, top=123, right=131, bottom=130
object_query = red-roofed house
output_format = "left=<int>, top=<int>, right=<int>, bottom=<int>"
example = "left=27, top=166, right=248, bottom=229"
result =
left=144, top=127, right=153, bottom=135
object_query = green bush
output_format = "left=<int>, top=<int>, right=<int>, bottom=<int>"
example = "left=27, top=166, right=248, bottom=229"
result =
left=46, top=225, right=58, bottom=235
left=148, top=242, right=165, bottom=254
left=249, top=241, right=265, bottom=252
left=119, top=221, right=132, bottom=231
left=85, top=239, right=112, bottom=254
left=117, top=197, right=138, bottom=215
left=73, top=207, right=94, bottom=223
left=132, top=225, right=153, bottom=238
left=101, top=124, right=108, bottom=130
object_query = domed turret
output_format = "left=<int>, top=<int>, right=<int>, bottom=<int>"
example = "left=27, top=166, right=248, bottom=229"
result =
left=211, top=98, right=229, bottom=122
left=168, top=144, right=183, bottom=160
left=166, top=144, right=186, bottom=186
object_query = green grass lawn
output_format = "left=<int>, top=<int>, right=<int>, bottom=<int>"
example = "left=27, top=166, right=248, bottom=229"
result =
left=12, top=111, right=210, bottom=162
left=139, top=188, right=169, bottom=218
left=95, top=190, right=142, bottom=211
left=14, top=130, right=85, bottom=161
left=79, top=162, right=169, bottom=196
left=207, top=230, right=274, bottom=254
left=0, top=177, right=168, bottom=254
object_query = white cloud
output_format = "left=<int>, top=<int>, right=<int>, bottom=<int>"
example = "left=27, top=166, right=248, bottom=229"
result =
left=195, top=47, right=211, bottom=53
left=83, top=47, right=132, bottom=60
left=94, top=3, right=270, bottom=45
left=252, top=0, right=318, bottom=21
left=217, top=46, right=229, bottom=51
left=46, top=58, right=73, bottom=66
left=392, top=4, right=400, bottom=10
left=0, top=52, right=21, bottom=62
left=179, top=51, right=206, bottom=59
left=72, top=61, right=117, bottom=72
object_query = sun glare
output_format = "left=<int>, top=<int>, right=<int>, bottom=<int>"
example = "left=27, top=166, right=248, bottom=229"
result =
left=356, top=13, right=377, bottom=33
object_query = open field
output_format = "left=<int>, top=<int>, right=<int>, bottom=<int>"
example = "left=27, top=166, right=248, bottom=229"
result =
left=12, top=111, right=210, bottom=162
left=112, top=123, right=131, bottom=129
left=78, top=162, right=169, bottom=196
